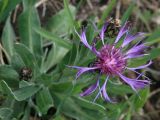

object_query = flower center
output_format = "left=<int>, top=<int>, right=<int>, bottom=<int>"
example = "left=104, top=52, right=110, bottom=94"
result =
left=95, top=45, right=126, bottom=75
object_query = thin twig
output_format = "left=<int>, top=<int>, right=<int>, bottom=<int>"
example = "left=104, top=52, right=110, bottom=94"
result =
left=149, top=88, right=160, bottom=99
left=0, top=43, right=10, bottom=64
left=116, top=0, right=121, bottom=19
left=87, top=0, right=93, bottom=10
left=50, top=0, right=61, bottom=11
left=146, top=68, right=160, bottom=76
left=35, top=0, right=48, bottom=8
left=42, top=2, right=46, bottom=17
left=13, top=4, right=19, bottom=23
left=0, top=46, right=4, bottom=65
left=142, top=0, right=158, bottom=11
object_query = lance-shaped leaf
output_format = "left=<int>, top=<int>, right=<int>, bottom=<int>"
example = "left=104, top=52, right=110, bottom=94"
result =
left=18, top=0, right=42, bottom=63
left=1, top=16, right=15, bottom=61
left=0, top=80, right=40, bottom=101
left=34, top=27, right=72, bottom=50
left=36, top=87, right=54, bottom=114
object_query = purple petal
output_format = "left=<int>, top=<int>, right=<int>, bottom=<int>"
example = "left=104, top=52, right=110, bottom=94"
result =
left=115, top=22, right=130, bottom=43
left=100, top=23, right=108, bottom=44
left=80, top=31, right=92, bottom=50
left=75, top=29, right=92, bottom=50
left=75, top=29, right=100, bottom=55
left=122, top=32, right=145, bottom=47
left=124, top=53, right=148, bottom=59
left=101, top=78, right=113, bottom=102
left=131, top=80, right=150, bottom=89
left=125, top=44, right=148, bottom=59
left=80, top=80, right=99, bottom=96
left=91, top=46, right=100, bottom=56
left=93, top=76, right=109, bottom=102
left=126, top=44, right=147, bottom=55
left=127, top=60, right=152, bottom=70
left=67, top=66, right=99, bottom=79
left=118, top=73, right=150, bottom=92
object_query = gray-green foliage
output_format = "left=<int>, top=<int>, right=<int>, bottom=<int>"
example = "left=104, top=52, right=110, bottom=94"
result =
left=0, top=0, right=160, bottom=120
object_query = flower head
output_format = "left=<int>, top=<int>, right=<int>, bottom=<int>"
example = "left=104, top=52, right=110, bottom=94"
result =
left=69, top=21, right=151, bottom=102
left=95, top=45, right=126, bottom=75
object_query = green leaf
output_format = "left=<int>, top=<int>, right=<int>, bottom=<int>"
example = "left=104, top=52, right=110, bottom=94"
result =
left=19, top=80, right=34, bottom=88
left=63, top=0, right=76, bottom=28
left=34, top=27, right=72, bottom=49
left=11, top=101, right=26, bottom=119
left=124, top=112, right=131, bottom=120
left=50, top=82, right=72, bottom=93
left=18, top=1, right=42, bottom=62
left=62, top=43, right=78, bottom=65
left=21, top=105, right=30, bottom=120
left=148, top=48, right=160, bottom=59
left=0, top=0, right=22, bottom=22
left=0, top=65, right=18, bottom=81
left=0, top=80, right=40, bottom=101
left=0, top=80, right=12, bottom=95
left=73, top=97, right=105, bottom=113
left=35, top=73, right=55, bottom=87
left=146, top=28, right=160, bottom=45
left=99, top=0, right=116, bottom=26
left=11, top=54, right=25, bottom=72
left=1, top=16, right=15, bottom=61
left=50, top=81, right=107, bottom=120
left=137, top=8, right=151, bottom=32
left=13, top=85, right=40, bottom=101
left=36, top=87, right=54, bottom=114
left=0, top=0, right=8, bottom=17
left=22, top=0, right=37, bottom=10
left=131, top=88, right=149, bottom=111
left=108, top=82, right=133, bottom=95
left=46, top=5, right=76, bottom=36
left=14, top=43, right=37, bottom=69
left=121, top=2, right=135, bottom=24
left=0, top=65, right=19, bottom=87
left=61, top=96, right=106, bottom=120
left=54, top=115, right=66, bottom=120
left=128, top=48, right=160, bottom=67
left=128, top=57, right=148, bottom=68
left=43, top=43, right=69, bottom=72
left=0, top=108, right=13, bottom=119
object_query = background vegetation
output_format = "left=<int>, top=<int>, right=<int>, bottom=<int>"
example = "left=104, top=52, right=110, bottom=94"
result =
left=0, top=0, right=160, bottom=120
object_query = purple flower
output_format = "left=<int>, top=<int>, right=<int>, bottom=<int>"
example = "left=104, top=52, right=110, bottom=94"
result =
left=69, top=22, right=151, bottom=102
